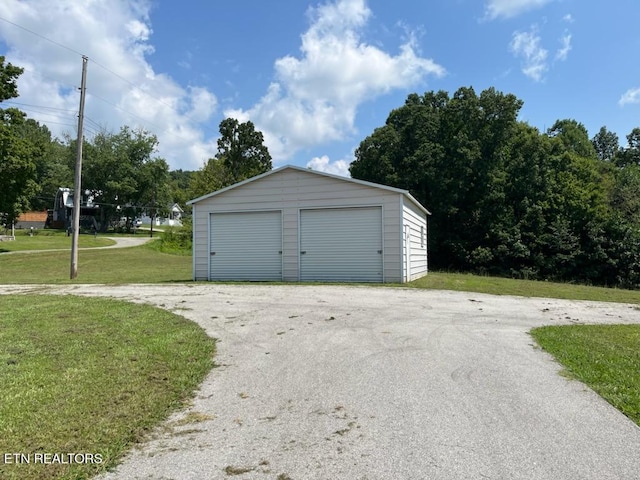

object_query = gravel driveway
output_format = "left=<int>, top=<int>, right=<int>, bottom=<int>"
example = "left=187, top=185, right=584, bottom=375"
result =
left=3, top=284, right=640, bottom=479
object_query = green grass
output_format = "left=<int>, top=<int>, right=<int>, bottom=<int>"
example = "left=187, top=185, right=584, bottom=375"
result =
left=0, top=241, right=191, bottom=284
left=0, top=294, right=216, bottom=480
left=408, top=271, right=640, bottom=304
left=531, top=325, right=640, bottom=426
left=0, top=231, right=115, bottom=252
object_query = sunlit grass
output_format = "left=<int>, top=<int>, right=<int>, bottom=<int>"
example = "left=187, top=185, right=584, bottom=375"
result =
left=0, top=294, right=216, bottom=480
left=0, top=230, right=114, bottom=252
left=531, top=324, right=640, bottom=426
left=0, top=241, right=191, bottom=284
left=409, top=271, right=640, bottom=304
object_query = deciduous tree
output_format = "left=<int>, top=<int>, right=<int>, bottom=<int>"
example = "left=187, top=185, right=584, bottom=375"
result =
left=0, top=58, right=39, bottom=225
left=216, top=118, right=272, bottom=184
left=592, top=126, right=619, bottom=162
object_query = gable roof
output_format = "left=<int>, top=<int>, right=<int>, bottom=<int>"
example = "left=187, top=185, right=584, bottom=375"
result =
left=187, top=165, right=431, bottom=214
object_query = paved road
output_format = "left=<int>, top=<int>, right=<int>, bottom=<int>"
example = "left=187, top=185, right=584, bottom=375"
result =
left=3, top=284, right=640, bottom=479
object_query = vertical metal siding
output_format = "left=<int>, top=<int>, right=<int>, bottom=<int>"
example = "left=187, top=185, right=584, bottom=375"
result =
left=299, top=207, right=383, bottom=282
left=209, top=211, right=282, bottom=280
left=401, top=199, right=429, bottom=281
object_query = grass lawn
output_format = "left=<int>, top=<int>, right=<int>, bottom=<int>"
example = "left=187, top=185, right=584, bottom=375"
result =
left=0, top=294, right=216, bottom=480
left=0, top=231, right=115, bottom=252
left=0, top=241, right=191, bottom=284
left=408, top=271, right=640, bottom=305
left=531, top=325, right=640, bottom=427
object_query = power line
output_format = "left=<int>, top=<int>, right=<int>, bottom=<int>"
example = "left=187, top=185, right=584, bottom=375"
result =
left=89, top=59, right=198, bottom=122
left=0, top=15, right=84, bottom=57
left=2, top=101, right=76, bottom=115
left=89, top=92, right=198, bottom=143
left=0, top=14, right=215, bottom=155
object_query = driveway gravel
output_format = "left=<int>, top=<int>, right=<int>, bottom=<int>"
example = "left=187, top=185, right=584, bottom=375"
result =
left=2, top=284, right=639, bottom=479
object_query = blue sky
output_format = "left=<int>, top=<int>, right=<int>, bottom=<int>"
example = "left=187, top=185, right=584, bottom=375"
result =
left=0, top=0, right=639, bottom=176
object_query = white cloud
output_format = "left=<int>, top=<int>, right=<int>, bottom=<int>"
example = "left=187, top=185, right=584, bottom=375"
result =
left=619, top=87, right=640, bottom=106
left=555, top=32, right=572, bottom=61
left=484, top=0, right=554, bottom=20
left=306, top=155, right=351, bottom=177
left=226, top=0, right=445, bottom=163
left=0, top=0, right=217, bottom=170
left=510, top=28, right=548, bottom=82
left=562, top=14, right=574, bottom=23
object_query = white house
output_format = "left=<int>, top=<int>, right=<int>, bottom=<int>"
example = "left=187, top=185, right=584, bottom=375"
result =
left=187, top=165, right=430, bottom=283
left=138, top=203, right=184, bottom=227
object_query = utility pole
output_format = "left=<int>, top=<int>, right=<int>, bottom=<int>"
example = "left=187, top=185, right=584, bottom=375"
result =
left=70, top=55, right=88, bottom=279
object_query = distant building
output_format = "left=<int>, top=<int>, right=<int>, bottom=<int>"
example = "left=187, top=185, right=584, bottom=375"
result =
left=15, top=211, right=48, bottom=229
left=138, top=203, right=184, bottom=227
left=50, top=188, right=100, bottom=230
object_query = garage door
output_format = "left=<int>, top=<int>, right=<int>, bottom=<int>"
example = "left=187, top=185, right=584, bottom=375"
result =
left=300, top=207, right=383, bottom=282
left=209, top=211, right=282, bottom=281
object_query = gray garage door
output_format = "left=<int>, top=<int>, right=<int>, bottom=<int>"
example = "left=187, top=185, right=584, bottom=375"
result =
left=300, top=207, right=383, bottom=282
left=209, top=211, right=282, bottom=281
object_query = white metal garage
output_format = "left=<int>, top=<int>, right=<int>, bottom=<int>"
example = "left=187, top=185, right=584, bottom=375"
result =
left=188, top=165, right=430, bottom=283
left=300, top=207, right=382, bottom=282
left=209, top=211, right=282, bottom=281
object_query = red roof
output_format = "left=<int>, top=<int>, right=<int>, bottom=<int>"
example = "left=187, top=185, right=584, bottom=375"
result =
left=17, top=211, right=48, bottom=222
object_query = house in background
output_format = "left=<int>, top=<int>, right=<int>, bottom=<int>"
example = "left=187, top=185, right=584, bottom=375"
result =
left=138, top=203, right=184, bottom=227
left=188, top=165, right=430, bottom=283
left=49, top=187, right=100, bottom=230
left=15, top=211, right=48, bottom=229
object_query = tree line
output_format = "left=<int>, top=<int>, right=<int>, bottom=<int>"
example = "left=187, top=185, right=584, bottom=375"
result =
left=350, top=87, right=640, bottom=288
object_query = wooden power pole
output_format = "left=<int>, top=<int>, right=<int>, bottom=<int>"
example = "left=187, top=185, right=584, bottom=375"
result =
left=70, top=55, right=88, bottom=279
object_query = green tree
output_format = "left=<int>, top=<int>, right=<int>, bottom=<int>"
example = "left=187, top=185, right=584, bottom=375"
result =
left=611, top=165, right=640, bottom=226
left=169, top=169, right=195, bottom=207
left=81, top=127, right=160, bottom=230
left=350, top=87, right=638, bottom=287
left=0, top=57, right=39, bottom=226
left=547, top=119, right=597, bottom=159
left=0, top=109, right=39, bottom=225
left=592, top=126, right=620, bottom=162
left=138, top=157, right=171, bottom=237
left=16, top=120, right=71, bottom=211
left=190, top=157, right=229, bottom=199
left=216, top=118, right=272, bottom=184
left=0, top=56, right=22, bottom=101
left=351, top=86, right=524, bottom=272
left=616, top=128, right=640, bottom=167
left=190, top=118, right=272, bottom=198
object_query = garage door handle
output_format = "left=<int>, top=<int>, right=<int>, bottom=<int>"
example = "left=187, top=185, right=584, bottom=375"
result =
left=378, top=250, right=382, bottom=254
left=210, top=252, right=215, bottom=255
left=279, top=251, right=282, bottom=254
left=300, top=251, right=306, bottom=254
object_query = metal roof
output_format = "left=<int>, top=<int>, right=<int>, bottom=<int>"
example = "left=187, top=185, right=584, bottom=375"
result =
left=187, top=164, right=431, bottom=215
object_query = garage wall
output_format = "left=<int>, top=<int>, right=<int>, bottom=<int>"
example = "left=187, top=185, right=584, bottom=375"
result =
left=191, top=168, right=404, bottom=282
left=402, top=198, right=429, bottom=282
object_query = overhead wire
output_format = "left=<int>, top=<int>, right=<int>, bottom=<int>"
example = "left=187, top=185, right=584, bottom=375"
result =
left=0, top=15, right=84, bottom=57
left=0, top=14, right=212, bottom=149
